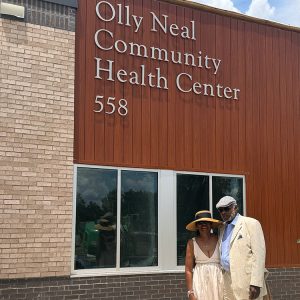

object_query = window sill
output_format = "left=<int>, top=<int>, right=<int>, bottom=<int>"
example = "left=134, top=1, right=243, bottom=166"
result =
left=71, top=267, right=184, bottom=278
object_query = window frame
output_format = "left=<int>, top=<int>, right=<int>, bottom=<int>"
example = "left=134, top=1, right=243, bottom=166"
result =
left=71, top=164, right=161, bottom=277
left=71, top=164, right=246, bottom=277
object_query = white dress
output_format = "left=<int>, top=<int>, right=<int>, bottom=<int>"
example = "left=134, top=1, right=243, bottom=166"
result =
left=192, top=237, right=224, bottom=300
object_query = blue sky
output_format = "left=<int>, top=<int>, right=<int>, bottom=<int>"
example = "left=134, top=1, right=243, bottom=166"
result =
left=190, top=0, right=300, bottom=28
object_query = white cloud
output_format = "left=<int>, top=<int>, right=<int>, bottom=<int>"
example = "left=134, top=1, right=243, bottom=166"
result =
left=188, top=0, right=300, bottom=28
left=123, top=173, right=157, bottom=193
left=246, top=0, right=275, bottom=20
left=188, top=0, right=240, bottom=13
left=271, top=0, right=300, bottom=27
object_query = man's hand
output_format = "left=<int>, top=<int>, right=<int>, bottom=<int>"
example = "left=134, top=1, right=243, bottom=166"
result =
left=249, top=285, right=261, bottom=299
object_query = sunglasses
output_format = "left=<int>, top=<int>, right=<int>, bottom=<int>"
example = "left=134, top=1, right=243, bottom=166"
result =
left=218, top=206, right=233, bottom=213
left=196, top=221, right=212, bottom=225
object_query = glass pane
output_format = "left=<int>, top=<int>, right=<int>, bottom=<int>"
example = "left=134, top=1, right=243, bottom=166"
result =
left=120, top=171, right=158, bottom=267
left=212, top=176, right=244, bottom=219
left=75, top=167, right=117, bottom=270
left=177, top=174, right=209, bottom=265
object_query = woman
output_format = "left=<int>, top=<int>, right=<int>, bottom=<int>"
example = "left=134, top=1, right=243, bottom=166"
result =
left=185, top=210, right=223, bottom=300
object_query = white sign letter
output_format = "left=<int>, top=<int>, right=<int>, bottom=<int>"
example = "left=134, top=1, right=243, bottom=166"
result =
left=176, top=73, right=192, bottom=93
left=96, top=1, right=115, bottom=22
left=94, top=29, right=113, bottom=50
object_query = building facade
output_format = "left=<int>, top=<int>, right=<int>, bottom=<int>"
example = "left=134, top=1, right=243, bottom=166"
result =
left=0, top=0, right=299, bottom=299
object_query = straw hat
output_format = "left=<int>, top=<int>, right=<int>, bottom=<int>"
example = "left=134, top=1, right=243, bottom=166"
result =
left=186, top=210, right=222, bottom=231
left=95, top=212, right=116, bottom=231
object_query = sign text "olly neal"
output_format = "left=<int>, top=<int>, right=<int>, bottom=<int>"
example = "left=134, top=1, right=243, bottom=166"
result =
left=95, top=1, right=196, bottom=40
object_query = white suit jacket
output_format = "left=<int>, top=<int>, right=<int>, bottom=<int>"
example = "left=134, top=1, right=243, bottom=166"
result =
left=219, top=215, right=267, bottom=299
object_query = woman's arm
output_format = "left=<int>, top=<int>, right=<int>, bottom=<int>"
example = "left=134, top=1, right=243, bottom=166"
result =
left=185, top=239, right=196, bottom=299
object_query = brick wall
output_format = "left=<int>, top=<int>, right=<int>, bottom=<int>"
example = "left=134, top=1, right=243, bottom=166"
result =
left=0, top=18, right=75, bottom=279
left=0, top=268, right=299, bottom=300
left=0, top=274, right=187, bottom=300
left=267, top=268, right=300, bottom=299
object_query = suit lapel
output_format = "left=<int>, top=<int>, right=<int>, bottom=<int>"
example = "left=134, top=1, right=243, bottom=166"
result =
left=230, top=216, right=243, bottom=246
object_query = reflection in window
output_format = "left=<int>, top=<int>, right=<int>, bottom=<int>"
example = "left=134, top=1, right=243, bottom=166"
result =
left=74, top=167, right=245, bottom=272
left=212, top=176, right=244, bottom=219
left=121, top=171, right=158, bottom=267
left=176, top=174, right=209, bottom=265
left=75, top=168, right=117, bottom=270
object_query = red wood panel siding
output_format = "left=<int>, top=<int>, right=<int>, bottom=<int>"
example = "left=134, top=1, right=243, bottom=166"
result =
left=74, top=0, right=300, bottom=267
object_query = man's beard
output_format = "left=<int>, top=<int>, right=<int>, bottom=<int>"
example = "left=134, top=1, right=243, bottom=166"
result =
left=226, top=211, right=237, bottom=223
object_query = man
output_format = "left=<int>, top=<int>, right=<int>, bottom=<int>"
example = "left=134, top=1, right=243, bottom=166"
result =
left=216, top=196, right=267, bottom=300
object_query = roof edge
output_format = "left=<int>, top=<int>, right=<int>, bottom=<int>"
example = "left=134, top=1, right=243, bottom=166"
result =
left=45, top=0, right=78, bottom=8
left=161, top=0, right=300, bottom=33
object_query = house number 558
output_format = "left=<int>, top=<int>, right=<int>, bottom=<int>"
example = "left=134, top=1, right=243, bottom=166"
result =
left=93, top=96, right=128, bottom=116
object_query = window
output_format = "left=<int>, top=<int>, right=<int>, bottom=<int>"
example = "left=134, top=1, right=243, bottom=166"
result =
left=120, top=171, right=158, bottom=267
left=74, top=167, right=117, bottom=269
left=73, top=166, right=245, bottom=274
left=212, top=176, right=244, bottom=218
left=176, top=174, right=209, bottom=265
left=74, top=167, right=158, bottom=271
left=176, top=173, right=244, bottom=266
